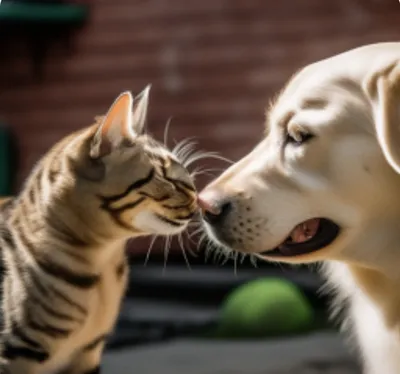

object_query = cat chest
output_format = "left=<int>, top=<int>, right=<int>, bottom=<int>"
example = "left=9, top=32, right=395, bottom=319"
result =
left=42, top=263, right=129, bottom=373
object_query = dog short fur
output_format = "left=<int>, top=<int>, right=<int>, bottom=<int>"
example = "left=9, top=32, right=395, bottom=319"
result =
left=199, top=42, right=400, bottom=374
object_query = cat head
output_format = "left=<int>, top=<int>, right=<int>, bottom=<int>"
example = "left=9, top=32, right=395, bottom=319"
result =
left=54, top=87, right=198, bottom=240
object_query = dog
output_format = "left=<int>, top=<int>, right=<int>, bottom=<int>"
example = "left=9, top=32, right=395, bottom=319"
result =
left=198, top=42, right=400, bottom=374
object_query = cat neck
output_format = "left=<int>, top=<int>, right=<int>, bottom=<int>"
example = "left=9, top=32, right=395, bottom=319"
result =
left=8, top=192, right=129, bottom=272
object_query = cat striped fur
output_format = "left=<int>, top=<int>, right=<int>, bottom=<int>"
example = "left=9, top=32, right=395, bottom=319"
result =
left=0, top=87, right=197, bottom=374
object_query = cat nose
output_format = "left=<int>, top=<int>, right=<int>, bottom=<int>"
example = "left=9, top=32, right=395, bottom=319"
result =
left=198, top=192, right=233, bottom=225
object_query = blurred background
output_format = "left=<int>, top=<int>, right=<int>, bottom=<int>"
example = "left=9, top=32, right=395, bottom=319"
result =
left=0, top=0, right=399, bottom=373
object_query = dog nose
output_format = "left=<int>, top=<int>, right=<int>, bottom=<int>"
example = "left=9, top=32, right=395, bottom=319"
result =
left=198, top=193, right=232, bottom=225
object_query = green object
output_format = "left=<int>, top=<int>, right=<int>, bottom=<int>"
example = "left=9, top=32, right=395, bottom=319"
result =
left=0, top=125, right=15, bottom=196
left=0, top=3, right=88, bottom=23
left=215, top=278, right=315, bottom=338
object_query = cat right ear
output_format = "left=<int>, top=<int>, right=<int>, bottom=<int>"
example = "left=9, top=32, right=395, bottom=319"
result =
left=90, top=91, right=133, bottom=158
left=131, top=85, right=151, bottom=136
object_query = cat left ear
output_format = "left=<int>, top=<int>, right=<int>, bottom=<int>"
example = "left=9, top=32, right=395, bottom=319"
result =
left=131, top=85, right=151, bottom=135
left=90, top=91, right=133, bottom=158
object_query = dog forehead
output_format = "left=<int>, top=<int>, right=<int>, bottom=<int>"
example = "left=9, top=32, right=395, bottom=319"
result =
left=274, top=42, right=400, bottom=107
left=269, top=66, right=335, bottom=127
left=268, top=46, right=379, bottom=130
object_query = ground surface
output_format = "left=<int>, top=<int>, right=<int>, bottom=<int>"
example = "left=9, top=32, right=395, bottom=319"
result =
left=103, top=331, right=360, bottom=374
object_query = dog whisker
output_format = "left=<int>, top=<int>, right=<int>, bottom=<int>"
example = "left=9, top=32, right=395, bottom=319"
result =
left=233, top=252, right=239, bottom=276
left=250, top=254, right=258, bottom=268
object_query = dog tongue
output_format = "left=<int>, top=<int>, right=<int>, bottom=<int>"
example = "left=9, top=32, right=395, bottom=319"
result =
left=289, top=218, right=320, bottom=243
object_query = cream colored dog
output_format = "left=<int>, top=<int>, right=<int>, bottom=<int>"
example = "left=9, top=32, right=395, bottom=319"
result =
left=198, top=42, right=400, bottom=374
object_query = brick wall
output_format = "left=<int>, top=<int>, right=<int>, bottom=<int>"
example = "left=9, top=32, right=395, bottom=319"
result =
left=0, top=0, right=399, bottom=253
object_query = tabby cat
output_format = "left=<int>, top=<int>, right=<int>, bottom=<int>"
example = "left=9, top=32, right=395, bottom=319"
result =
left=0, top=87, right=197, bottom=374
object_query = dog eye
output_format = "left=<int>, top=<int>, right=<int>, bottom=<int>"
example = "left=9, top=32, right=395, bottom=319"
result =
left=285, top=130, right=314, bottom=146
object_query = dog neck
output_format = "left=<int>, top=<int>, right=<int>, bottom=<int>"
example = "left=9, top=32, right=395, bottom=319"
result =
left=348, top=264, right=400, bottom=329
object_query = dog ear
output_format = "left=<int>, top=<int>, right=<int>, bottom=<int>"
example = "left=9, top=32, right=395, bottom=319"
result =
left=364, top=60, right=400, bottom=173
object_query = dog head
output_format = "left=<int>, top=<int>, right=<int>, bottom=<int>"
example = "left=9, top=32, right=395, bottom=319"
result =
left=199, top=42, right=400, bottom=273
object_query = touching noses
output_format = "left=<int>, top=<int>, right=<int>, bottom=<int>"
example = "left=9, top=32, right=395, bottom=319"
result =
left=197, top=189, right=232, bottom=225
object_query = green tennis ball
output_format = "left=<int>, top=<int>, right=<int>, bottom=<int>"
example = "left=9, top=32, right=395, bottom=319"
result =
left=216, top=278, right=314, bottom=338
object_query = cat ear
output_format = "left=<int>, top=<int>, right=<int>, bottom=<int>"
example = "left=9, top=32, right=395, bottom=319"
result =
left=131, top=85, right=151, bottom=135
left=90, top=91, right=133, bottom=158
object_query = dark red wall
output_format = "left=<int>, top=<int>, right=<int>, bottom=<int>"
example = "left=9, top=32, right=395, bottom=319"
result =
left=0, top=0, right=399, bottom=253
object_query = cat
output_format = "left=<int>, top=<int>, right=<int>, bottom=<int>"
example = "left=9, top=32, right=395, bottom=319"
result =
left=0, top=87, right=197, bottom=374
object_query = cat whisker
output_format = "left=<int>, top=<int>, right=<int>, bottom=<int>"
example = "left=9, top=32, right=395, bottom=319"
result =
left=144, top=235, right=159, bottom=267
left=188, top=227, right=204, bottom=239
left=177, top=233, right=192, bottom=271
left=162, top=236, right=172, bottom=274
left=184, top=151, right=234, bottom=168
left=182, top=230, right=199, bottom=257
left=190, top=167, right=224, bottom=179
left=172, top=138, right=197, bottom=159
left=163, top=117, right=173, bottom=147
left=197, top=232, right=208, bottom=252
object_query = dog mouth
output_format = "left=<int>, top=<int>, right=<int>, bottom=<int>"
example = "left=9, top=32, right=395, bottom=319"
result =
left=261, top=218, right=340, bottom=257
